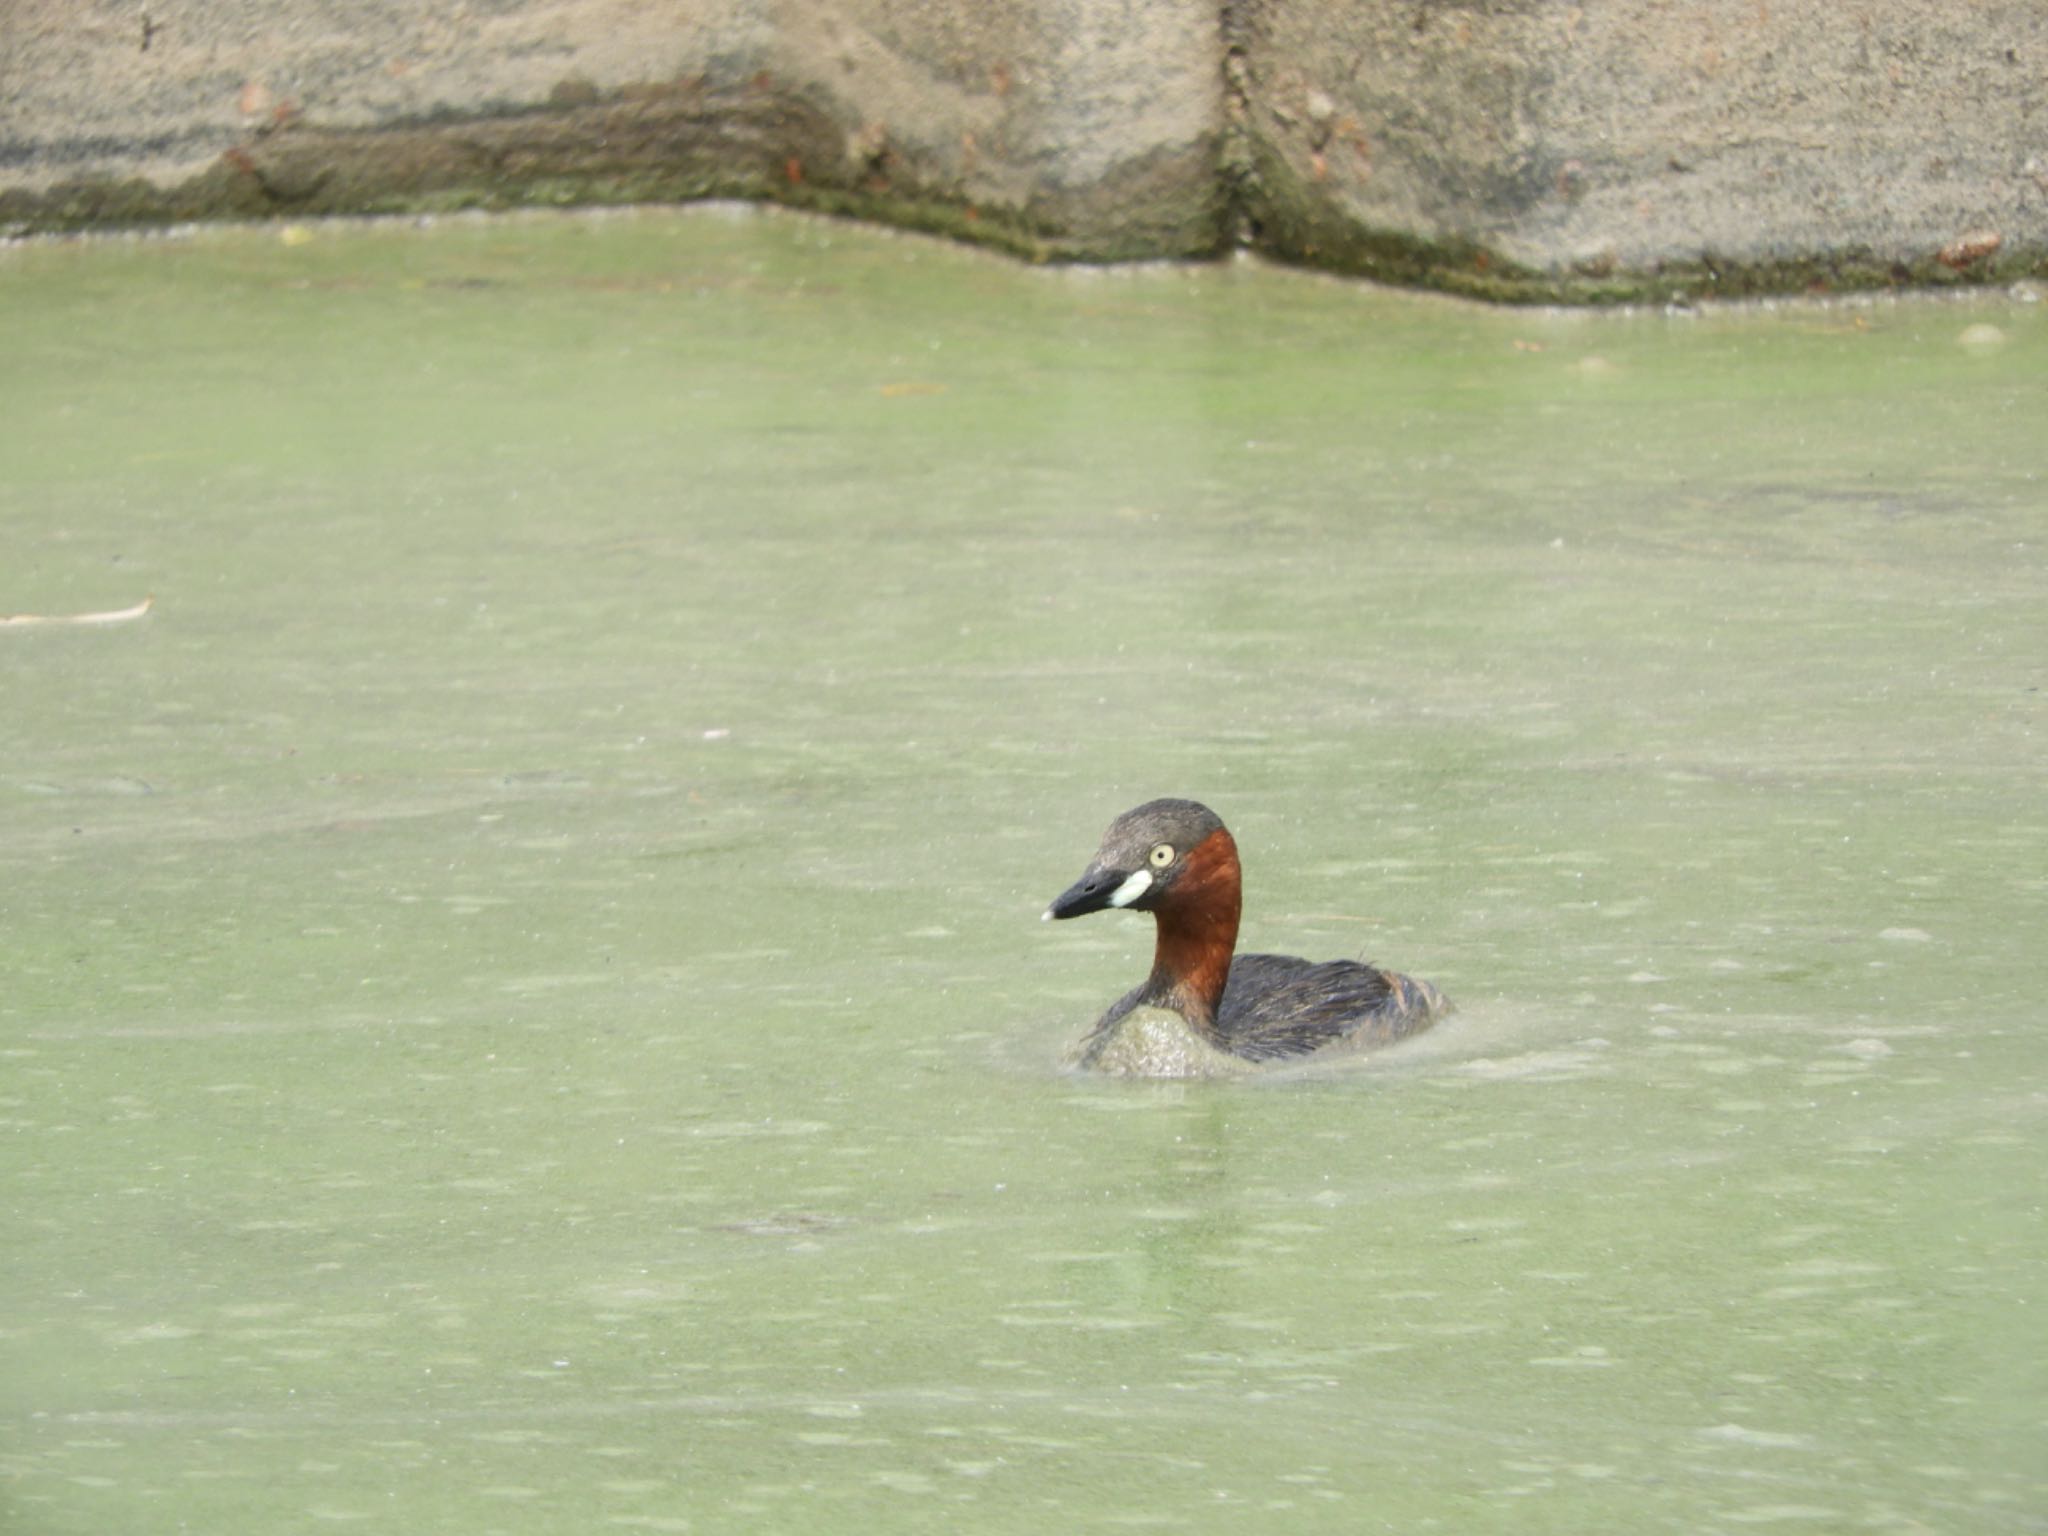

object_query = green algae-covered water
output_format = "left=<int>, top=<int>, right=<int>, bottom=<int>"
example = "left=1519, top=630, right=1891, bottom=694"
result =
left=4, top=209, right=2044, bottom=1533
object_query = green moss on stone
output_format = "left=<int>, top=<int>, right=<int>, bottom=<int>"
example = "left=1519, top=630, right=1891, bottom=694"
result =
left=2, top=85, right=2037, bottom=303
left=1240, top=143, right=2045, bottom=304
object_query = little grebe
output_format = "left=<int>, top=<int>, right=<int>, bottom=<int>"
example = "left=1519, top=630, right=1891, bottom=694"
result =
left=1045, top=798, right=1448, bottom=1064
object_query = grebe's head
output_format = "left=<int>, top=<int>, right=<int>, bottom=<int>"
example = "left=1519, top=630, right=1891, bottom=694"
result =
left=1043, top=799, right=1231, bottom=921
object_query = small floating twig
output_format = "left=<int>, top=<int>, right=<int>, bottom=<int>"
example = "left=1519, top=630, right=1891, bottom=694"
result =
left=0, top=596, right=154, bottom=628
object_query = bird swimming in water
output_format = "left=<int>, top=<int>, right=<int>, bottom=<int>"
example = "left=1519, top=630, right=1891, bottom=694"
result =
left=1045, top=798, right=1448, bottom=1069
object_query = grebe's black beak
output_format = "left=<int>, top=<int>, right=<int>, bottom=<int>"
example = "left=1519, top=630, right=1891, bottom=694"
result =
left=1045, top=867, right=1118, bottom=921
left=1044, top=861, right=1153, bottom=921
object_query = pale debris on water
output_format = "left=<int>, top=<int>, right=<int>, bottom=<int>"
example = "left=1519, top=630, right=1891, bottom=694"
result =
left=0, top=595, right=154, bottom=628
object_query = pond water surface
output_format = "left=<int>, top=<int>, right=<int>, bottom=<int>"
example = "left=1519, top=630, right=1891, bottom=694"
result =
left=3, top=210, right=2044, bottom=1533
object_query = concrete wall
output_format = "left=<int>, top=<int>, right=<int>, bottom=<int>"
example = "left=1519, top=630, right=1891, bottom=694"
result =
left=0, top=0, right=1227, bottom=260
left=1232, top=0, right=2048, bottom=299
left=2, top=0, right=2041, bottom=301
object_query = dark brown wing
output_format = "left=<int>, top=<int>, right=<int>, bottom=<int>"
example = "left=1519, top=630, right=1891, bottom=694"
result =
left=1217, top=953, right=1446, bottom=1061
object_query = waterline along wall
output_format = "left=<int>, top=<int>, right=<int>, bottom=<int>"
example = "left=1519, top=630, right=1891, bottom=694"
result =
left=3, top=0, right=2043, bottom=302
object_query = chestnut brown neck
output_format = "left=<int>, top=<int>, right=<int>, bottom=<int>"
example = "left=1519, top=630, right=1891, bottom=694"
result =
left=1146, top=827, right=1242, bottom=1034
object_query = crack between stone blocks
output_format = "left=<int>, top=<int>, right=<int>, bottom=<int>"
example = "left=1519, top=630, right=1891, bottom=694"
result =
left=1218, top=0, right=1257, bottom=250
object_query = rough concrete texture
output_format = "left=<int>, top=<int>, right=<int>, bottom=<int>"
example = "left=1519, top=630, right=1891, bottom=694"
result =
left=0, top=0, right=1228, bottom=260
left=2, top=0, right=2043, bottom=300
left=1232, top=0, right=2048, bottom=300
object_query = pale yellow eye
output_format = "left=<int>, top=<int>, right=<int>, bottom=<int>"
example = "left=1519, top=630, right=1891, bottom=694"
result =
left=1149, top=843, right=1175, bottom=868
